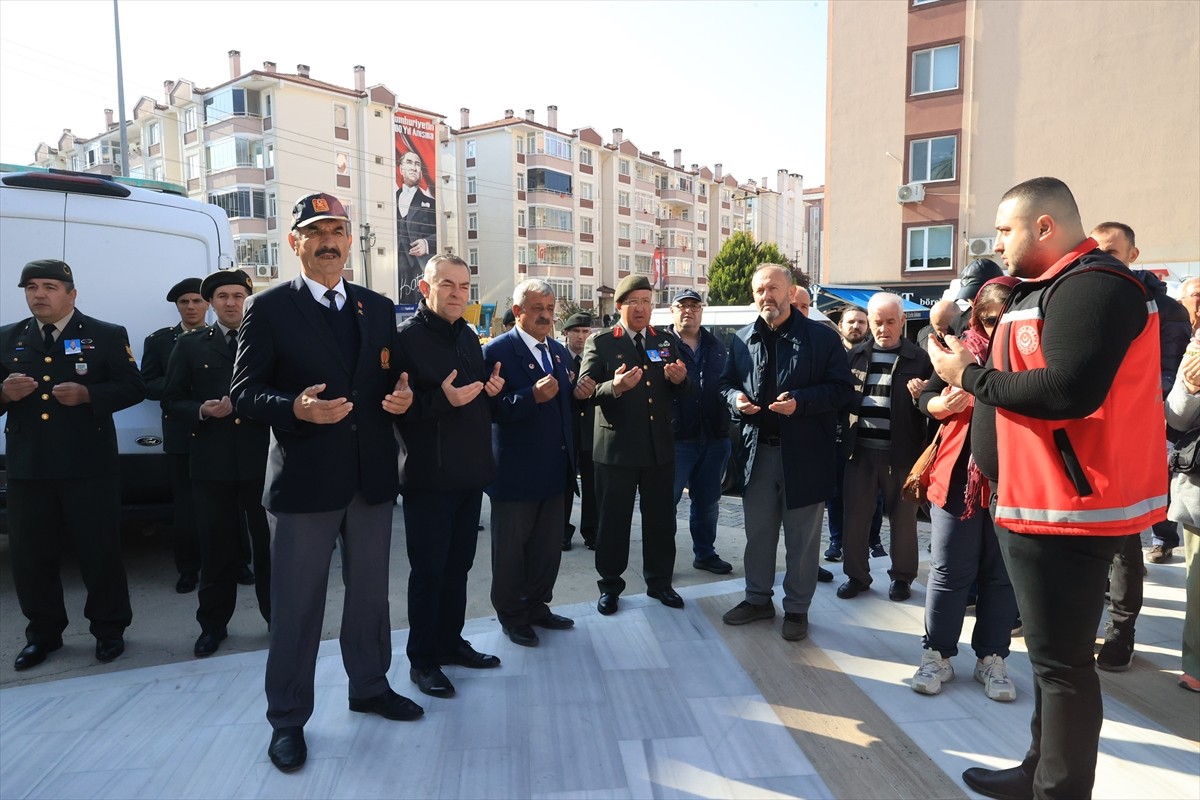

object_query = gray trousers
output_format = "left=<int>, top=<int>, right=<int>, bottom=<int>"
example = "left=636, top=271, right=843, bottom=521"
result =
left=264, top=493, right=394, bottom=729
left=741, top=444, right=823, bottom=614
left=842, top=445, right=919, bottom=586
left=490, top=494, right=566, bottom=627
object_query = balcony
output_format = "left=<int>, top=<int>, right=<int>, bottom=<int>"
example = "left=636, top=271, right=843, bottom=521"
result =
left=660, top=217, right=694, bottom=231
left=657, top=187, right=693, bottom=205
left=526, top=227, right=575, bottom=245
left=204, top=116, right=263, bottom=139
left=525, top=152, right=571, bottom=170
left=528, top=188, right=573, bottom=208
left=207, top=167, right=266, bottom=190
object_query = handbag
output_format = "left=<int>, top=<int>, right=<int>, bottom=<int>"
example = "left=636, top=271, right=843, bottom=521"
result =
left=1169, top=427, right=1200, bottom=474
left=902, top=433, right=941, bottom=503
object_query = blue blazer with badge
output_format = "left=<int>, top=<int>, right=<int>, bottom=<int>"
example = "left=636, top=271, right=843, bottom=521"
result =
left=483, top=328, right=575, bottom=502
left=230, top=276, right=401, bottom=513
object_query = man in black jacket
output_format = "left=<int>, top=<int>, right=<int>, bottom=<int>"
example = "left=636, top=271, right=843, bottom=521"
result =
left=163, top=270, right=270, bottom=659
left=141, top=277, right=208, bottom=593
left=393, top=254, right=505, bottom=699
left=1, top=259, right=144, bottom=670
left=562, top=312, right=597, bottom=550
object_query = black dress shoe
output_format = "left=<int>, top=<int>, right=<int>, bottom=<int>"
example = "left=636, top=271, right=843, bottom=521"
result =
left=888, top=580, right=912, bottom=602
left=503, top=624, right=540, bottom=647
left=648, top=587, right=685, bottom=608
left=962, top=765, right=1034, bottom=800
left=836, top=578, right=871, bottom=599
left=562, top=539, right=573, bottom=551
left=95, top=637, right=125, bottom=663
left=193, top=630, right=227, bottom=658
left=268, top=726, right=307, bottom=773
left=237, top=566, right=256, bottom=586
left=817, top=566, right=834, bottom=583
left=13, top=642, right=61, bottom=671
left=410, top=666, right=456, bottom=698
left=175, top=571, right=198, bottom=593
left=531, top=612, right=575, bottom=630
left=597, top=593, right=619, bottom=615
left=439, top=642, right=501, bottom=669
left=349, top=688, right=424, bottom=720
left=584, top=538, right=596, bottom=551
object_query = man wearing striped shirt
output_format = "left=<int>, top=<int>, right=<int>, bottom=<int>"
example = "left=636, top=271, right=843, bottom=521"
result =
left=837, top=292, right=933, bottom=602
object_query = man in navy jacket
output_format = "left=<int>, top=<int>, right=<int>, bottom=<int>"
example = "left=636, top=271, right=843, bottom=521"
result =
left=483, top=280, right=576, bottom=648
left=719, top=265, right=855, bottom=641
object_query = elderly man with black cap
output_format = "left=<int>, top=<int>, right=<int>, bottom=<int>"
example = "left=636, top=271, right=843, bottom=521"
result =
left=665, top=288, right=734, bottom=575
left=231, top=192, right=422, bottom=773
left=141, top=278, right=208, bottom=593
left=580, top=274, right=690, bottom=615
left=562, top=311, right=597, bottom=550
left=162, top=269, right=271, bottom=659
left=1, top=259, right=144, bottom=671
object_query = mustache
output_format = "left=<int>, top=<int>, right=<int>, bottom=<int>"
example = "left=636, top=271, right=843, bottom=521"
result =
left=535, top=317, right=552, bottom=325
left=316, top=246, right=341, bottom=257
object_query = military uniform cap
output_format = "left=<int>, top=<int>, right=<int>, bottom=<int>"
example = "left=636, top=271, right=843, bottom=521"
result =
left=200, top=269, right=254, bottom=301
left=502, top=308, right=517, bottom=326
left=166, top=277, right=204, bottom=302
left=18, top=259, right=73, bottom=287
left=615, top=274, right=653, bottom=303
left=563, top=312, right=593, bottom=330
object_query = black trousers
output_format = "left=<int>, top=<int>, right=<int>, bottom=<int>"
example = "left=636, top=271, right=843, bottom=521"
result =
left=492, top=494, right=565, bottom=627
left=193, top=478, right=271, bottom=634
left=7, top=476, right=131, bottom=643
left=593, top=461, right=676, bottom=595
left=563, top=451, right=597, bottom=544
left=168, top=453, right=201, bottom=575
left=403, top=489, right=482, bottom=670
left=994, top=503, right=1122, bottom=799
left=1106, top=531, right=1144, bottom=637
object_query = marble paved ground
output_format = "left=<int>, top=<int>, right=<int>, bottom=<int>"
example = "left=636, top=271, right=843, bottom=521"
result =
left=0, top=557, right=1196, bottom=799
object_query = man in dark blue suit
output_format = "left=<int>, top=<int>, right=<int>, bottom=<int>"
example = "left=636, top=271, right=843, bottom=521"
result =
left=483, top=280, right=577, bottom=647
left=231, top=192, right=423, bottom=774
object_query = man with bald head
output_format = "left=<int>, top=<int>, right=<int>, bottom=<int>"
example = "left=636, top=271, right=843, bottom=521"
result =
left=929, top=178, right=1166, bottom=799
left=837, top=292, right=932, bottom=603
left=916, top=299, right=960, bottom=351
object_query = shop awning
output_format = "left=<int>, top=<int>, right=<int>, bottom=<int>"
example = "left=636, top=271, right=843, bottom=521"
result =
left=815, top=285, right=929, bottom=319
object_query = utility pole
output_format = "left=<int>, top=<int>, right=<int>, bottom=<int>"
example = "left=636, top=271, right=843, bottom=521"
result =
left=113, top=0, right=130, bottom=177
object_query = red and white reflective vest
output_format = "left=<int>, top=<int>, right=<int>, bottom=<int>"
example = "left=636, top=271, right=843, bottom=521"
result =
left=992, top=241, right=1167, bottom=536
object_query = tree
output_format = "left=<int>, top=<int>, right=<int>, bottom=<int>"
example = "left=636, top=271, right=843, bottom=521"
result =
left=706, top=231, right=792, bottom=305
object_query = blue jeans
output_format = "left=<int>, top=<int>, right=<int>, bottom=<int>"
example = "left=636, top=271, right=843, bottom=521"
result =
left=673, top=437, right=732, bottom=560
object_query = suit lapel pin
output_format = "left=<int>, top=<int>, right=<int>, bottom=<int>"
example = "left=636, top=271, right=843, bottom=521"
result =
left=357, top=301, right=364, bottom=316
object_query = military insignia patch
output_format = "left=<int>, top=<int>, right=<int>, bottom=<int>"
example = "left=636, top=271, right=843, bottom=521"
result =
left=125, top=344, right=136, bottom=362
left=380, top=347, right=391, bottom=369
left=312, top=197, right=330, bottom=212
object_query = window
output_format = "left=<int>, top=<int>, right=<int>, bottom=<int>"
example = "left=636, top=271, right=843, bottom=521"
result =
left=208, top=188, right=267, bottom=219
left=698, top=237, right=707, bottom=252
left=635, top=255, right=652, bottom=274
left=579, top=148, right=592, bottom=167
left=263, top=94, right=272, bottom=118
left=515, top=136, right=524, bottom=155
left=534, top=133, right=572, bottom=160
left=548, top=279, right=575, bottom=302
left=465, top=139, right=476, bottom=159
left=529, top=206, right=573, bottom=231
left=680, top=208, right=690, bottom=222
left=518, top=246, right=527, bottom=264
left=146, top=122, right=160, bottom=146
left=579, top=181, right=593, bottom=200
left=517, top=210, right=526, bottom=228
left=205, top=137, right=264, bottom=172
left=911, top=43, right=960, bottom=95
left=470, top=284, right=479, bottom=303
left=468, top=212, right=478, bottom=231
left=618, top=222, right=631, bottom=240
left=333, top=104, right=348, bottom=128
left=267, top=192, right=277, bottom=219
left=204, top=87, right=261, bottom=122
left=619, top=254, right=632, bottom=271
left=909, top=135, right=957, bottom=183
left=579, top=250, right=594, bottom=267
left=636, top=193, right=654, bottom=214
left=618, top=191, right=630, bottom=208
left=533, top=245, right=574, bottom=266
left=467, top=175, right=477, bottom=195
left=907, top=224, right=954, bottom=270
left=636, top=224, right=653, bottom=243
left=186, top=153, right=201, bottom=181
left=721, top=215, right=731, bottom=229
left=264, top=143, right=274, bottom=168
left=516, top=172, right=526, bottom=191
left=635, top=163, right=650, bottom=180
left=528, top=168, right=572, bottom=195
left=151, top=165, right=164, bottom=181
left=235, top=238, right=269, bottom=266
left=579, top=284, right=593, bottom=301
left=698, top=183, right=706, bottom=198
left=668, top=258, right=693, bottom=276
left=618, top=159, right=631, bottom=177
left=182, top=107, right=197, bottom=132
left=268, top=242, right=279, bottom=266
left=580, top=216, right=593, bottom=234
left=468, top=248, right=478, bottom=268
left=676, top=176, right=693, bottom=193
left=699, top=210, right=707, bottom=224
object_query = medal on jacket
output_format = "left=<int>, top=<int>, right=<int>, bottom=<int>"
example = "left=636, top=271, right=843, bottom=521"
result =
left=380, top=347, right=390, bottom=369
left=75, top=362, right=89, bottom=376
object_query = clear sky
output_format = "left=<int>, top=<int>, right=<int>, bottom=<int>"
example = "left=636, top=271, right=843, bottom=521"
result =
left=0, top=0, right=828, bottom=189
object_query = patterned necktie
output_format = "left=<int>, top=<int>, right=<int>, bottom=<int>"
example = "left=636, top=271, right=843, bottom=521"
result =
left=537, top=342, right=553, bottom=375
left=227, top=328, right=238, bottom=358
left=324, top=288, right=339, bottom=309
left=42, top=323, right=55, bottom=350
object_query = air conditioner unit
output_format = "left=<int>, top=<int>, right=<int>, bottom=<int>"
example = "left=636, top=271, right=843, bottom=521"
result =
left=896, top=183, right=925, bottom=203
left=255, top=264, right=274, bottom=279
left=967, top=237, right=996, bottom=257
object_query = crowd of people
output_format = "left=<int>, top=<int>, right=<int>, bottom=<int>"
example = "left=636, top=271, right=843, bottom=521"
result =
left=1, top=178, right=1196, bottom=795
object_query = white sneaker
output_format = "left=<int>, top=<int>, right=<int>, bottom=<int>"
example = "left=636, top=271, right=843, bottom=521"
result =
left=975, top=655, right=1017, bottom=702
left=912, top=649, right=954, bottom=695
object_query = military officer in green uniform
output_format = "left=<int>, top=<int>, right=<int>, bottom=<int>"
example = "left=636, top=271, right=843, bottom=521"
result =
left=580, top=274, right=691, bottom=615
left=141, top=277, right=208, bottom=593
left=162, top=269, right=271, bottom=658
left=1, top=259, right=144, bottom=670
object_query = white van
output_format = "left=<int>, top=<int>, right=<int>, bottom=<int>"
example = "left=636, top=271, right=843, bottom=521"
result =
left=0, top=170, right=235, bottom=518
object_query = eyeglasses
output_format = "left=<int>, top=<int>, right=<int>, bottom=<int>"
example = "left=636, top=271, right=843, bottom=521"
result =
left=623, top=298, right=653, bottom=308
left=979, top=315, right=1000, bottom=327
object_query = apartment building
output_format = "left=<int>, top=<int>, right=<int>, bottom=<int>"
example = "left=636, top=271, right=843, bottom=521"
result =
left=34, top=51, right=421, bottom=297
left=825, top=0, right=1200, bottom=304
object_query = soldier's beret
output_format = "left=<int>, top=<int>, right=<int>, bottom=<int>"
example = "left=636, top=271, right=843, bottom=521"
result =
left=18, top=259, right=73, bottom=287
left=615, top=274, right=652, bottom=303
left=562, top=312, right=593, bottom=330
left=200, top=270, right=254, bottom=301
left=502, top=308, right=517, bottom=326
left=166, top=278, right=204, bottom=302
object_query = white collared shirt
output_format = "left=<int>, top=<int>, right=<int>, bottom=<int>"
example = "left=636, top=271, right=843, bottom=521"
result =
left=514, top=325, right=555, bottom=372
left=301, top=273, right=346, bottom=310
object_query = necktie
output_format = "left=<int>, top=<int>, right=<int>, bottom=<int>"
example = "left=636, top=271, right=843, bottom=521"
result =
left=634, top=332, right=647, bottom=365
left=537, top=343, right=553, bottom=375
left=226, top=328, right=238, bottom=358
left=42, top=323, right=56, bottom=350
left=324, top=288, right=339, bottom=309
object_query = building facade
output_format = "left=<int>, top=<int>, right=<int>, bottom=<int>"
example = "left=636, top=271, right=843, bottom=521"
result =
left=825, top=0, right=1200, bottom=300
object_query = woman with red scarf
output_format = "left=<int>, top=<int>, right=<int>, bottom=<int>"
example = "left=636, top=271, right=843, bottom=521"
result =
left=911, top=277, right=1021, bottom=701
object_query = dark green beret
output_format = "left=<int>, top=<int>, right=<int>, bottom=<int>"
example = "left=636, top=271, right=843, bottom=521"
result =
left=166, top=277, right=204, bottom=302
left=18, top=259, right=73, bottom=287
left=563, top=312, right=593, bottom=330
left=200, top=270, right=254, bottom=301
left=615, top=274, right=652, bottom=303
left=502, top=308, right=517, bottom=325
